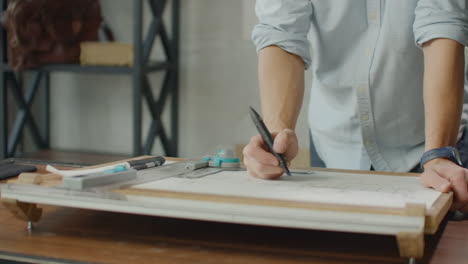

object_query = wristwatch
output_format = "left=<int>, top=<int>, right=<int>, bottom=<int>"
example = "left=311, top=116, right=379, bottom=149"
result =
left=420, top=146, right=462, bottom=169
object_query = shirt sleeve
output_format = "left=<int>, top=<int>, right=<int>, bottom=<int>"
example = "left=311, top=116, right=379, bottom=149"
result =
left=251, top=0, right=313, bottom=69
left=413, top=0, right=468, bottom=47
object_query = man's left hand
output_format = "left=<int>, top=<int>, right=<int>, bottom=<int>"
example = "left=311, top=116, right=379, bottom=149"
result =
left=420, top=158, right=468, bottom=211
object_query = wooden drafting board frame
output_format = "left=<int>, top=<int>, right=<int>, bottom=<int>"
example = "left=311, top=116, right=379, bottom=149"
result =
left=115, top=167, right=453, bottom=258
left=0, top=157, right=453, bottom=259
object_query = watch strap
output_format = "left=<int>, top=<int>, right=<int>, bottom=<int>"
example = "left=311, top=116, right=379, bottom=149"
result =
left=420, top=146, right=462, bottom=169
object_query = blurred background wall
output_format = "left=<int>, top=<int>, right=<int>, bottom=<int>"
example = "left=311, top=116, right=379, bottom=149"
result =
left=48, top=0, right=312, bottom=158
left=47, top=0, right=467, bottom=159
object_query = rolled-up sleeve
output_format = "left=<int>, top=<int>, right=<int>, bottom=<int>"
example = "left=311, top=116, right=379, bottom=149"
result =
left=413, top=0, right=468, bottom=47
left=252, top=0, right=313, bottom=69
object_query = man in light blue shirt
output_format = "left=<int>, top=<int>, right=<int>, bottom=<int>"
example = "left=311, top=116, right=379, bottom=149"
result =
left=243, top=1, right=468, bottom=211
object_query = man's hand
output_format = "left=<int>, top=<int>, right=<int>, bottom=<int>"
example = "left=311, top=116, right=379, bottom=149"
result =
left=421, top=158, right=468, bottom=211
left=420, top=38, right=466, bottom=211
left=243, top=128, right=298, bottom=180
left=245, top=46, right=304, bottom=180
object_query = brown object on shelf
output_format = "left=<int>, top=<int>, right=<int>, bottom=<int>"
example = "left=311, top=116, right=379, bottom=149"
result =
left=80, top=42, right=133, bottom=66
left=0, top=0, right=102, bottom=71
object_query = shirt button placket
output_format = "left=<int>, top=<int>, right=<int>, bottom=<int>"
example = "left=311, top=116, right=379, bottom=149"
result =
left=355, top=0, right=391, bottom=171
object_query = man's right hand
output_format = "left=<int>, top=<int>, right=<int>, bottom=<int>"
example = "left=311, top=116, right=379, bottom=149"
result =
left=243, top=128, right=298, bottom=180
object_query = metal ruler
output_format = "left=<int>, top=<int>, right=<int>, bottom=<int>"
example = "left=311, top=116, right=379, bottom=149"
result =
left=96, top=161, right=228, bottom=190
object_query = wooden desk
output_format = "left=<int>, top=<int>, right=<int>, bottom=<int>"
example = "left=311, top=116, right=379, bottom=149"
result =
left=1, top=164, right=467, bottom=264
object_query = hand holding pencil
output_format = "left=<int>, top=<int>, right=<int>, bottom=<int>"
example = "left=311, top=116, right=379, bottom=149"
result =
left=244, top=107, right=298, bottom=179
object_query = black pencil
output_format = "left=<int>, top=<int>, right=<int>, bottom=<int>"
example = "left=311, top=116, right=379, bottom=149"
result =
left=249, top=107, right=291, bottom=176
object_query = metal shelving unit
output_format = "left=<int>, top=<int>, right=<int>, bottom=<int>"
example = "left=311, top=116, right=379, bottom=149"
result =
left=0, top=0, right=180, bottom=159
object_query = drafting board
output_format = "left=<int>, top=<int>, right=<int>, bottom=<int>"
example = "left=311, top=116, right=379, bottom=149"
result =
left=132, top=170, right=441, bottom=209
left=0, top=160, right=453, bottom=258
left=117, top=168, right=451, bottom=234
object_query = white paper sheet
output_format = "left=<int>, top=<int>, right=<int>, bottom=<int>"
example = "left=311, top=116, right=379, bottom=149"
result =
left=133, top=170, right=441, bottom=209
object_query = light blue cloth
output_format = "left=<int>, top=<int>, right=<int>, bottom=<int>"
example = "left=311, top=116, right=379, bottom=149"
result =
left=252, top=0, right=468, bottom=172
